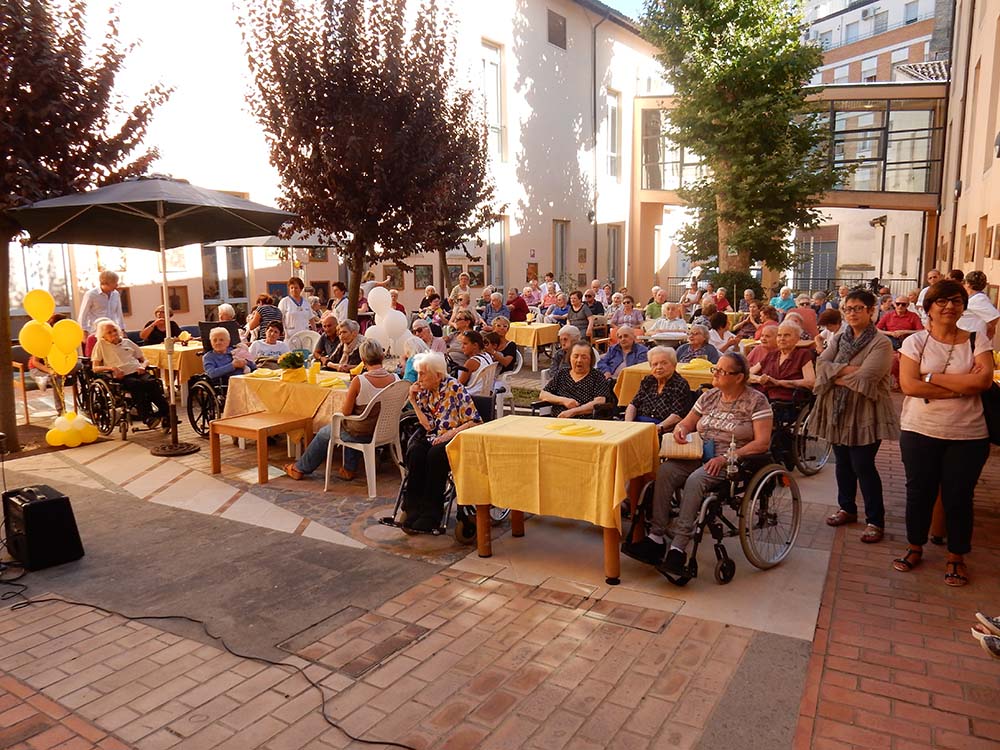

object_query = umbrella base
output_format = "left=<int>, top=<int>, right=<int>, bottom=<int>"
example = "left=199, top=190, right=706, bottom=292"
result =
left=150, top=442, right=201, bottom=457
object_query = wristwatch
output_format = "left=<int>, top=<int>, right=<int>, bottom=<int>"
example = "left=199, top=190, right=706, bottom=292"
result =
left=924, top=372, right=933, bottom=384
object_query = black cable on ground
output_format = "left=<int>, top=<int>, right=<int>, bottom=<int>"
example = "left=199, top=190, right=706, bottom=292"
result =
left=0, top=581, right=416, bottom=750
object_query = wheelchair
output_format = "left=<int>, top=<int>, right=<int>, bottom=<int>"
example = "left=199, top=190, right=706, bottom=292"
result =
left=77, top=358, right=167, bottom=439
left=767, top=389, right=831, bottom=476
left=627, top=445, right=802, bottom=586
left=379, top=395, right=506, bottom=543
left=186, top=374, right=229, bottom=438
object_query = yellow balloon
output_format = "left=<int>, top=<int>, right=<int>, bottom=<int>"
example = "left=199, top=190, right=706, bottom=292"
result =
left=81, top=424, right=100, bottom=443
left=64, top=411, right=78, bottom=422
left=45, top=429, right=66, bottom=447
left=48, top=347, right=78, bottom=376
left=23, top=289, right=55, bottom=323
left=18, top=320, right=53, bottom=357
left=52, top=319, right=84, bottom=353
left=63, top=430, right=82, bottom=448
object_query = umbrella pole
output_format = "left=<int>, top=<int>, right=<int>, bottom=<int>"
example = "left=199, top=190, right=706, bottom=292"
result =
left=150, top=209, right=199, bottom=457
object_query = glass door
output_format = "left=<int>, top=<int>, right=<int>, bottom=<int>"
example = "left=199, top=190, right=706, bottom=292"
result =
left=201, top=245, right=249, bottom=322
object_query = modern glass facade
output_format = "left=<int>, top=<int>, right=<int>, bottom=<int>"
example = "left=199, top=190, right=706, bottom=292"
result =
left=640, top=109, right=705, bottom=191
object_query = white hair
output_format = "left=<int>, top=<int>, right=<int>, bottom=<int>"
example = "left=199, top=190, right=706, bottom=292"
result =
left=778, top=321, right=803, bottom=338
left=688, top=324, right=709, bottom=339
left=413, top=351, right=447, bottom=377
left=96, top=319, right=119, bottom=337
left=402, top=335, right=429, bottom=359
left=780, top=286, right=792, bottom=294
left=209, top=326, right=231, bottom=343
left=338, top=319, right=360, bottom=334
left=648, top=345, right=678, bottom=365
left=92, top=316, right=113, bottom=335
left=616, top=325, right=636, bottom=337
left=558, top=325, right=581, bottom=340
left=217, top=303, right=236, bottom=320
left=490, top=292, right=503, bottom=302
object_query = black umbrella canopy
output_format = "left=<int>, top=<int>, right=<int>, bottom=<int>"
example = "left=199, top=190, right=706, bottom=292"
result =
left=8, top=174, right=295, bottom=250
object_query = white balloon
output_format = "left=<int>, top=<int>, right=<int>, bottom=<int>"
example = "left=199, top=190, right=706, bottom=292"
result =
left=365, top=324, right=390, bottom=347
left=383, top=310, right=408, bottom=339
left=71, top=416, right=88, bottom=431
left=374, top=312, right=386, bottom=327
left=54, top=416, right=70, bottom=431
left=367, top=287, right=391, bottom=315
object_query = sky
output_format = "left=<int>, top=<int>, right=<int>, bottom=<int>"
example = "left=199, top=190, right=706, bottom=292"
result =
left=610, top=0, right=646, bottom=20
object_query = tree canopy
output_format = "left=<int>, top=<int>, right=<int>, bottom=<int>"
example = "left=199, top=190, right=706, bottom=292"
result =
left=642, top=0, right=842, bottom=273
left=240, top=0, right=499, bottom=316
left=1, top=0, right=168, bottom=450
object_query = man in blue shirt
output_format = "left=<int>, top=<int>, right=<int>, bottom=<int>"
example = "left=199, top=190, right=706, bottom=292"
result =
left=596, top=326, right=648, bottom=380
left=769, top=286, right=796, bottom=313
left=482, top=292, right=511, bottom=329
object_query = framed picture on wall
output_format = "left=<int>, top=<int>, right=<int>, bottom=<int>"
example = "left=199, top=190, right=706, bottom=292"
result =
left=994, top=226, right=1000, bottom=259
left=447, top=264, right=464, bottom=289
left=526, top=263, right=538, bottom=282
left=988, top=284, right=999, bottom=307
left=383, top=263, right=404, bottom=290
left=264, top=248, right=285, bottom=261
left=468, top=265, right=485, bottom=287
left=577, top=273, right=587, bottom=288
left=267, top=281, right=288, bottom=301
left=578, top=247, right=587, bottom=265
left=311, top=281, right=330, bottom=305
left=160, top=247, right=186, bottom=273
left=119, top=287, right=132, bottom=316
left=167, top=286, right=190, bottom=314
left=309, top=247, right=329, bottom=263
left=413, top=265, right=434, bottom=290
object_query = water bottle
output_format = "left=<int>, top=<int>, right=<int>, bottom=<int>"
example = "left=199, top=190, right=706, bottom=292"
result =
left=726, top=436, right=739, bottom=477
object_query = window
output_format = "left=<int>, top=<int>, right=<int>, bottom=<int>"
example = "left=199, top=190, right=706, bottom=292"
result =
left=818, top=30, right=833, bottom=49
left=553, top=220, right=569, bottom=279
left=891, top=48, right=909, bottom=64
left=606, top=90, right=621, bottom=178
left=640, top=109, right=706, bottom=190
left=833, top=65, right=850, bottom=84
left=901, top=233, right=910, bottom=275
left=862, top=57, right=878, bottom=83
left=844, top=22, right=859, bottom=44
left=547, top=10, right=567, bottom=50
left=481, top=42, right=503, bottom=158
left=873, top=11, right=888, bottom=35
left=485, top=219, right=506, bottom=289
left=202, top=245, right=249, bottom=322
left=905, top=1, right=919, bottom=24
left=607, top=225, right=621, bottom=285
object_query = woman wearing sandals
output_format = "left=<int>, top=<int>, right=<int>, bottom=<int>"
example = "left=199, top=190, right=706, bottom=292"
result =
left=813, top=289, right=899, bottom=544
left=892, top=280, right=994, bottom=587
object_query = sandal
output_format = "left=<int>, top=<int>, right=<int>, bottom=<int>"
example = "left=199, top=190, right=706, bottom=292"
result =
left=944, top=560, right=969, bottom=587
left=975, top=612, right=1000, bottom=637
left=892, top=548, right=922, bottom=572
left=283, top=463, right=304, bottom=481
left=860, top=525, right=884, bottom=544
left=826, top=510, right=858, bottom=527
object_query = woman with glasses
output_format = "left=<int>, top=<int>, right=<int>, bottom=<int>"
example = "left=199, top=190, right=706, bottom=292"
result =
left=623, top=352, right=773, bottom=574
left=609, top=295, right=644, bottom=328
left=892, top=280, right=994, bottom=587
left=676, top=325, right=720, bottom=364
left=813, top=289, right=899, bottom=544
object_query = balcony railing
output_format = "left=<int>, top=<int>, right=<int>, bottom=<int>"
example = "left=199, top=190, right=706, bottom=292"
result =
left=813, top=12, right=934, bottom=52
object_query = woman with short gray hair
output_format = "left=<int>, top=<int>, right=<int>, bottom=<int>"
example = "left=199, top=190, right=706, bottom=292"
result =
left=675, top=324, right=720, bottom=364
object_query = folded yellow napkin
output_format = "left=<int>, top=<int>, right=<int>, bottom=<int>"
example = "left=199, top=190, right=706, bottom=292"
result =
left=248, top=369, right=280, bottom=378
left=318, top=377, right=347, bottom=388
left=558, top=424, right=603, bottom=437
left=679, top=358, right=713, bottom=370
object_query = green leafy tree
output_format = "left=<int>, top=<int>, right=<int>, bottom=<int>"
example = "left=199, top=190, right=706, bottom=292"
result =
left=1, top=0, right=168, bottom=451
left=240, top=0, right=499, bottom=317
left=642, top=0, right=843, bottom=273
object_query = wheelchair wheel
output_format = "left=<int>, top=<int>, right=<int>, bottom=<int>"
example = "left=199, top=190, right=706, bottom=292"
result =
left=454, top=514, right=477, bottom=544
left=88, top=380, right=118, bottom=436
left=187, top=381, right=219, bottom=438
left=738, top=464, right=801, bottom=569
left=467, top=505, right=511, bottom=526
left=791, top=402, right=831, bottom=476
left=714, top=558, right=736, bottom=585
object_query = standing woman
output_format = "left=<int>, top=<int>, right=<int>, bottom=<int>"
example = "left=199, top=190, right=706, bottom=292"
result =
left=892, top=280, right=994, bottom=586
left=279, top=277, right=317, bottom=337
left=813, top=290, right=899, bottom=544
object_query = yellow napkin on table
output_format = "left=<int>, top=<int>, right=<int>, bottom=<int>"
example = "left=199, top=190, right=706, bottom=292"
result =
left=679, top=357, right=713, bottom=370
left=318, top=377, right=348, bottom=388
left=248, top=369, right=280, bottom=379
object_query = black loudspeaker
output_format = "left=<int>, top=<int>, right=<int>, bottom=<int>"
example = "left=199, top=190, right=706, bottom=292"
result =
left=2, top=485, right=84, bottom=571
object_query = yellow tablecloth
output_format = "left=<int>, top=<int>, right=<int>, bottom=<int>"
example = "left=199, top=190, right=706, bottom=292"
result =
left=994, top=369, right=1000, bottom=384
left=508, top=323, right=560, bottom=349
left=446, top=415, right=658, bottom=531
left=724, top=311, right=743, bottom=328
left=613, top=362, right=715, bottom=404
left=222, top=372, right=351, bottom=434
left=141, top=342, right=204, bottom=383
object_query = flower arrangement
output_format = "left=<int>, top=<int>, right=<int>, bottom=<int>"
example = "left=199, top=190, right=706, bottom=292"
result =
left=278, top=350, right=307, bottom=382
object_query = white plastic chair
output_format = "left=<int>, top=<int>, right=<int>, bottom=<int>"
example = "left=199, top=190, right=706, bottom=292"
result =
left=287, top=330, right=320, bottom=355
left=465, top=361, right=500, bottom=397
left=494, top=349, right=523, bottom=416
left=323, top=379, right=411, bottom=498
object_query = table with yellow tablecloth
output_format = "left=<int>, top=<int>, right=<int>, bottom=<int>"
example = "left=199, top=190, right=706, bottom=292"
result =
left=141, top=342, right=204, bottom=406
left=614, top=361, right=715, bottom=405
left=447, top=415, right=658, bottom=584
left=508, top=323, right=560, bottom=371
left=222, top=372, right=352, bottom=439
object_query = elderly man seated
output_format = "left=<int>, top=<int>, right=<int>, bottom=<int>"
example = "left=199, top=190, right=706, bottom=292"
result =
left=649, top=303, right=688, bottom=334
left=596, top=326, right=648, bottom=379
left=645, top=288, right=669, bottom=319
left=90, top=320, right=170, bottom=428
left=324, top=320, right=366, bottom=372
left=482, top=292, right=511, bottom=329
left=876, top=295, right=923, bottom=349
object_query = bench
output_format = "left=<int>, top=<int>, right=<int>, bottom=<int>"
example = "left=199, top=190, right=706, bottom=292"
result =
left=209, top=412, right=314, bottom=484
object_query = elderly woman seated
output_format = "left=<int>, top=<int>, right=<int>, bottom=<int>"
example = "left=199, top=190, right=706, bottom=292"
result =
left=547, top=324, right=581, bottom=378
left=648, top=303, right=688, bottom=334
left=91, top=320, right=171, bottom=428
left=139, top=304, right=181, bottom=345
left=285, top=339, right=399, bottom=482
left=203, top=326, right=255, bottom=382
left=625, top=346, right=692, bottom=429
left=623, top=352, right=773, bottom=574
left=539, top=341, right=614, bottom=418
left=596, top=326, right=648, bottom=379
left=404, top=352, right=483, bottom=531
left=750, top=322, right=816, bottom=401
left=324, top=320, right=366, bottom=372
left=544, top=292, right=571, bottom=325
left=610, top=295, right=645, bottom=328
left=707, top=312, right=740, bottom=353
left=746, top=323, right=779, bottom=368
left=675, top=324, right=720, bottom=364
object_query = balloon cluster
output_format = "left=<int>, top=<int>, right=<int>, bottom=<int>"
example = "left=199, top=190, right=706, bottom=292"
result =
left=46, top=412, right=100, bottom=448
left=17, top=290, right=84, bottom=376
left=365, top=287, right=414, bottom=354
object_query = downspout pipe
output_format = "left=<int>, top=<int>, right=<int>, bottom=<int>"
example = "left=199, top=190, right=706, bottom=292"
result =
left=592, top=12, right=609, bottom=284
left=947, top=0, right=974, bottom=268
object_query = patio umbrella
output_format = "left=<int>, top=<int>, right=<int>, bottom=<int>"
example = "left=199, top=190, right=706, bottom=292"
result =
left=9, top=174, right=296, bottom=457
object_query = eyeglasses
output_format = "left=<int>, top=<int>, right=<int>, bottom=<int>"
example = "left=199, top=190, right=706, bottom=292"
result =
left=710, top=367, right=742, bottom=376
left=932, top=296, right=965, bottom=308
left=841, top=305, right=869, bottom=314
left=894, top=302, right=909, bottom=307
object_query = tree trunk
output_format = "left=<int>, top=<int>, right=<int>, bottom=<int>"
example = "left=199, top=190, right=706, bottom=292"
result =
left=715, top=192, right=751, bottom=273
left=347, top=244, right=365, bottom=320
left=1, top=233, right=22, bottom=452
left=437, top=247, right=450, bottom=298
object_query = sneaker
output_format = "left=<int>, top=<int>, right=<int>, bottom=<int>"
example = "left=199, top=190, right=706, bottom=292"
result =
left=622, top=537, right=665, bottom=566
left=976, top=613, right=1000, bottom=637
left=658, top=547, right=687, bottom=577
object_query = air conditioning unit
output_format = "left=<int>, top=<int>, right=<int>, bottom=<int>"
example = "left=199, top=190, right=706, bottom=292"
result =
left=861, top=8, right=874, bottom=19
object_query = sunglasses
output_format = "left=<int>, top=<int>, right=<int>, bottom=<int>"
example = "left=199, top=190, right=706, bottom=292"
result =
left=894, top=302, right=909, bottom=307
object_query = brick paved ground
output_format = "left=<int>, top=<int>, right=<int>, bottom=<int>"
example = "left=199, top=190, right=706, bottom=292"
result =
left=795, top=441, right=1000, bottom=750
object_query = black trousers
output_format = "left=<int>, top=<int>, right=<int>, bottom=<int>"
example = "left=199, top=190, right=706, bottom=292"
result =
left=899, top=430, right=989, bottom=555
left=119, top=373, right=168, bottom=418
left=833, top=441, right=885, bottom=528
left=404, top=432, right=451, bottom=524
